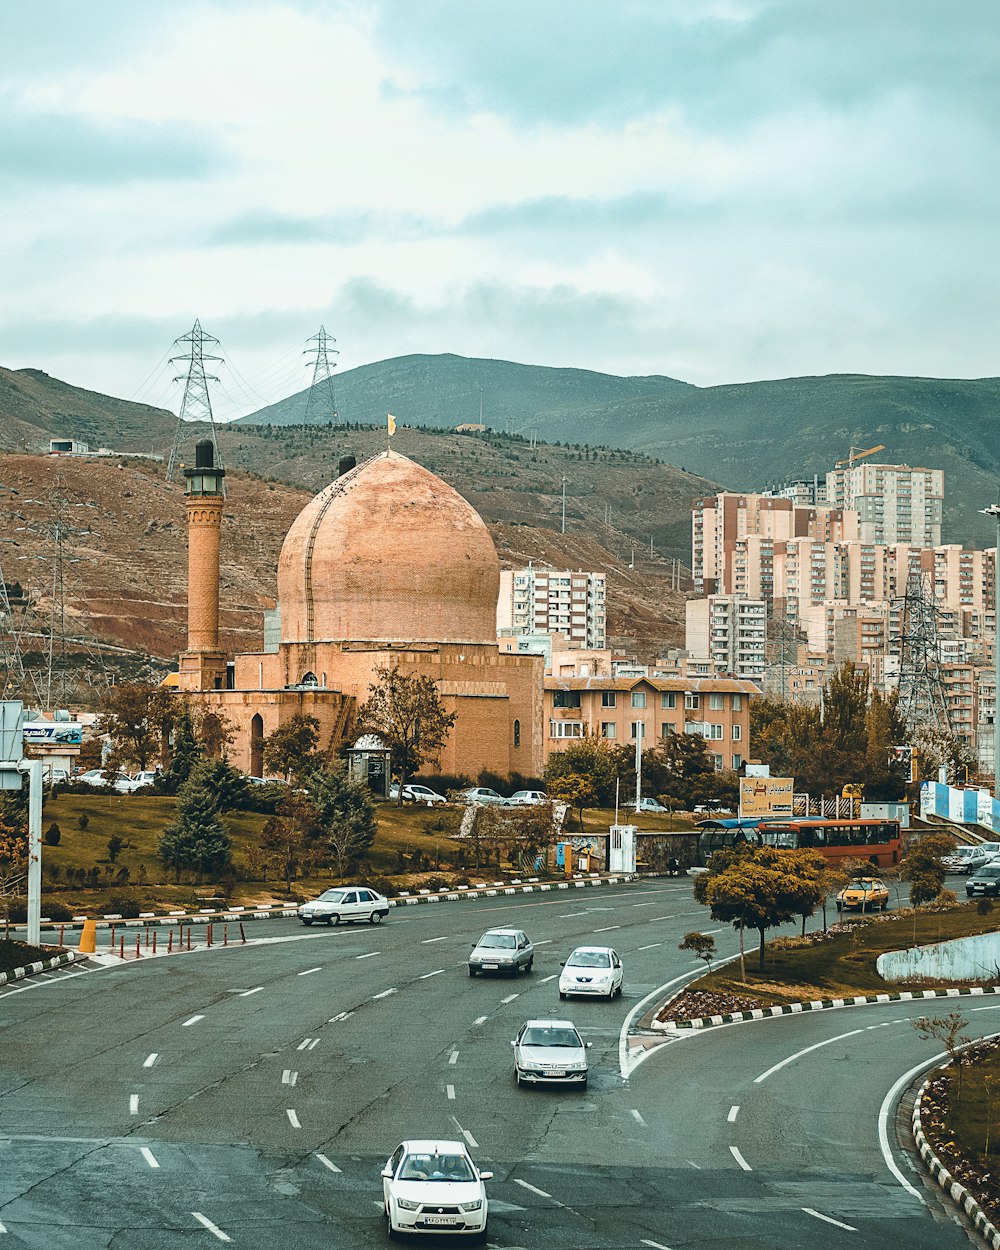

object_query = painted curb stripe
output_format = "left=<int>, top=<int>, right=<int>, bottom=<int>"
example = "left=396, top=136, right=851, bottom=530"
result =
left=0, top=950, right=76, bottom=986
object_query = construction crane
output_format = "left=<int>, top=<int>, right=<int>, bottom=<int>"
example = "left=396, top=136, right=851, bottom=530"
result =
left=835, top=443, right=885, bottom=469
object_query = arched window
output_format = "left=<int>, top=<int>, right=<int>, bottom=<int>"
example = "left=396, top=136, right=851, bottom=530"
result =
left=250, top=713, right=264, bottom=778
left=513, top=719, right=521, bottom=748
left=301, top=671, right=319, bottom=688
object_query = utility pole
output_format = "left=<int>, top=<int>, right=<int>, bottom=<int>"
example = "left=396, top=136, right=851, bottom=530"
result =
left=303, top=326, right=339, bottom=424
left=981, top=502, right=1000, bottom=799
left=561, top=476, right=568, bottom=534
left=166, top=320, right=224, bottom=482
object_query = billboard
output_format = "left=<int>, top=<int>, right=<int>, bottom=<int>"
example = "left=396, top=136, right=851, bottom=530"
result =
left=739, top=776, right=794, bottom=818
left=23, top=721, right=83, bottom=746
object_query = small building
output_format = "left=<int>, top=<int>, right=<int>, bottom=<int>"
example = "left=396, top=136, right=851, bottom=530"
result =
left=49, top=438, right=89, bottom=455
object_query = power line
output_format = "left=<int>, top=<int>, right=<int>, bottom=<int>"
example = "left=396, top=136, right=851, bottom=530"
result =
left=303, top=326, right=339, bottom=424
left=166, top=320, right=224, bottom=481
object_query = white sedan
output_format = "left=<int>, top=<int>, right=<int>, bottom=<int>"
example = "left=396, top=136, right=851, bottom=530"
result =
left=298, top=886, right=389, bottom=926
left=559, top=945, right=624, bottom=1000
left=511, top=1018, right=590, bottom=1087
left=389, top=783, right=449, bottom=805
left=382, top=1139, right=491, bottom=1240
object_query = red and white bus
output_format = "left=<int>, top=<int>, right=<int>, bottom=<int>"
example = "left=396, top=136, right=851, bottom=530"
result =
left=756, top=819, right=902, bottom=867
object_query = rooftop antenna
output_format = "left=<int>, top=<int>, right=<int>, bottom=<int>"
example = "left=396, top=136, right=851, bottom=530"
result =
left=166, top=320, right=224, bottom=482
left=303, top=326, right=339, bottom=424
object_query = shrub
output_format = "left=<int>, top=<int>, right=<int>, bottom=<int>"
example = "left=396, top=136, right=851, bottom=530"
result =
left=359, top=875, right=399, bottom=898
left=4, top=900, right=27, bottom=923
left=422, top=875, right=451, bottom=891
left=105, top=895, right=141, bottom=919
left=43, top=902, right=74, bottom=922
left=78, top=814, right=89, bottom=831
left=107, top=835, right=123, bottom=863
left=44, top=822, right=62, bottom=847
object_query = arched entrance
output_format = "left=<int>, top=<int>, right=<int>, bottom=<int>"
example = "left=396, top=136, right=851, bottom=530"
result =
left=250, top=713, right=264, bottom=777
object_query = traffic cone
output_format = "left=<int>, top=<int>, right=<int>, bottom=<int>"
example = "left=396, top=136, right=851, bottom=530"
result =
left=79, top=918, right=97, bottom=954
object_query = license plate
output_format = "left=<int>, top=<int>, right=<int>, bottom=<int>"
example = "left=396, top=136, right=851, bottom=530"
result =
left=544, top=1070, right=562, bottom=1077
left=422, top=1217, right=459, bottom=1226
left=483, top=963, right=498, bottom=970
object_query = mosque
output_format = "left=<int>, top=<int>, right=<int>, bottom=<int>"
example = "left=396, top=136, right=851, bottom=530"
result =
left=174, top=441, right=544, bottom=781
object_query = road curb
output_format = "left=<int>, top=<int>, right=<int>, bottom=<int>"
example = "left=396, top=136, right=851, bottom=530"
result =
left=912, top=1068, right=1000, bottom=1248
left=653, top=984, right=1000, bottom=1032
left=23, top=874, right=640, bottom=934
left=0, top=950, right=76, bottom=986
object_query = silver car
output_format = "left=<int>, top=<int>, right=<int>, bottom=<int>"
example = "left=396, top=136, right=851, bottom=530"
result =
left=511, top=1018, right=590, bottom=1087
left=468, top=928, right=534, bottom=977
left=298, top=886, right=389, bottom=926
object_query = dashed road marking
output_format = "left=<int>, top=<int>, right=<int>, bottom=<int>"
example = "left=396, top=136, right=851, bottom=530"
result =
left=419, top=969, right=445, bottom=979
left=287, top=1109, right=301, bottom=1128
left=447, top=1084, right=456, bottom=1100
left=141, top=1147, right=159, bottom=1169
left=129, top=1094, right=139, bottom=1115
left=473, top=1015, right=488, bottom=1026
left=421, top=936, right=447, bottom=944
left=802, top=1208, right=857, bottom=1232
left=282, top=1070, right=298, bottom=1086
left=328, top=1011, right=354, bottom=1023
left=638, top=943, right=661, bottom=951
left=372, top=988, right=397, bottom=1000
left=298, top=967, right=322, bottom=977
left=356, top=951, right=379, bottom=960
left=449, top=1050, right=459, bottom=1065
left=501, top=993, right=519, bottom=1004
left=594, top=925, right=620, bottom=933
left=192, top=1212, right=231, bottom=1242
left=239, top=986, right=264, bottom=997
left=297, top=1038, right=319, bottom=1050
left=640, top=1241, right=674, bottom=1250
left=687, top=1160, right=701, bottom=1169
left=143, top=1053, right=158, bottom=1068
left=630, top=1109, right=647, bottom=1126
left=533, top=939, right=553, bottom=946
left=514, top=1178, right=552, bottom=1199
left=451, top=1116, right=478, bottom=1149
left=560, top=912, right=586, bottom=918
left=539, top=974, right=557, bottom=983
left=316, top=1153, right=341, bottom=1173
left=727, top=1105, right=740, bottom=1123
left=182, top=1014, right=204, bottom=1027
left=632, top=902, right=656, bottom=908
left=729, top=1146, right=752, bottom=1171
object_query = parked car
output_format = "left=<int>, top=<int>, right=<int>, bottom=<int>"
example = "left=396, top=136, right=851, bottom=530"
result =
left=388, top=783, right=448, bottom=806
left=76, top=769, right=113, bottom=787
left=381, top=1139, right=491, bottom=1240
left=468, top=928, right=534, bottom=976
left=966, top=864, right=1000, bottom=898
left=246, top=775, right=286, bottom=786
left=558, top=945, right=624, bottom=999
left=942, top=845, right=992, bottom=873
left=76, top=769, right=144, bottom=793
left=511, top=1018, right=590, bottom=1087
left=507, top=789, right=548, bottom=806
left=457, top=786, right=507, bottom=805
left=693, top=803, right=734, bottom=815
left=626, top=797, right=669, bottom=813
left=131, top=770, right=161, bottom=789
left=298, top=886, right=390, bottom=926
left=836, top=877, right=890, bottom=912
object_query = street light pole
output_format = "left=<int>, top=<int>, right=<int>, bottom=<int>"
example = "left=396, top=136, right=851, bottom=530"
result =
left=982, top=503, right=1000, bottom=801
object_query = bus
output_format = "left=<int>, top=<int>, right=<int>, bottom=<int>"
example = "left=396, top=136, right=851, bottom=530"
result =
left=696, top=817, right=901, bottom=868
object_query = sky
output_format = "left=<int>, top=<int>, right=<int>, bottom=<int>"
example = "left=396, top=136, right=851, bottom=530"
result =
left=2, top=0, right=999, bottom=420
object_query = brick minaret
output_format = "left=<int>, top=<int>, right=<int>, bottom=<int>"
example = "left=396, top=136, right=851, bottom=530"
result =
left=177, top=438, right=228, bottom=691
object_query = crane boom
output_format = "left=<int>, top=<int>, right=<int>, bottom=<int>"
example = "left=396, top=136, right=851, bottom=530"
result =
left=835, top=443, right=886, bottom=469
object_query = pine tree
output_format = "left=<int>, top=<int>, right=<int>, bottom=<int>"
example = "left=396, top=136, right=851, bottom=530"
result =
left=163, top=708, right=202, bottom=794
left=158, top=778, right=231, bottom=883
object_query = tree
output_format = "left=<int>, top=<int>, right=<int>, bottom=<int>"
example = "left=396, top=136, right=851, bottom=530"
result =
left=107, top=835, right=123, bottom=863
left=913, top=1013, right=972, bottom=1100
left=196, top=709, right=235, bottom=758
left=901, top=833, right=951, bottom=906
left=190, top=758, right=249, bottom=812
left=162, top=707, right=202, bottom=794
left=259, top=811, right=317, bottom=894
left=544, top=737, right=629, bottom=806
left=0, top=820, right=28, bottom=937
left=679, top=931, right=716, bottom=974
left=547, top=772, right=597, bottom=831
left=158, top=776, right=232, bottom=882
left=645, top=734, right=718, bottom=809
left=262, top=714, right=321, bottom=781
left=354, top=666, right=456, bottom=801
left=97, top=681, right=175, bottom=772
left=298, top=764, right=377, bottom=878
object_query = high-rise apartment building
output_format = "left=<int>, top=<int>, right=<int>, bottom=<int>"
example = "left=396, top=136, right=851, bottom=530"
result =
left=497, top=567, right=607, bottom=649
left=685, top=595, right=767, bottom=680
left=825, top=462, right=943, bottom=547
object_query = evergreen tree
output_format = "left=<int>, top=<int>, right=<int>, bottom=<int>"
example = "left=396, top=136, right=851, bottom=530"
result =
left=298, top=764, right=377, bottom=877
left=189, top=758, right=249, bottom=812
left=158, top=777, right=231, bottom=882
left=162, top=708, right=202, bottom=794
left=263, top=714, right=321, bottom=780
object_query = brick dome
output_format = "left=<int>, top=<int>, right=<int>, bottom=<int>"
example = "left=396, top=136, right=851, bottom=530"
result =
left=277, top=450, right=501, bottom=645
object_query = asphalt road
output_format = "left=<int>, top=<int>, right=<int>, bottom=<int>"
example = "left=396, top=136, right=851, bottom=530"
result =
left=0, top=880, right=991, bottom=1248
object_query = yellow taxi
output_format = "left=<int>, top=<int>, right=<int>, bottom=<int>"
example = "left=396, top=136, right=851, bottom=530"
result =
left=836, top=877, right=890, bottom=913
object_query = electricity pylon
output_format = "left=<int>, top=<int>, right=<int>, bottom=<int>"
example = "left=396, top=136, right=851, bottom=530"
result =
left=166, top=320, right=224, bottom=480
left=895, top=571, right=951, bottom=735
left=303, top=326, right=339, bottom=424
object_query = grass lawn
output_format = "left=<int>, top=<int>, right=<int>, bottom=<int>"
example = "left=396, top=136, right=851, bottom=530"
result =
left=670, top=905, right=1000, bottom=1009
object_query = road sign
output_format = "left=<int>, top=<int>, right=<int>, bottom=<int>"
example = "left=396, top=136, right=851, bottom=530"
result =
left=739, top=775, right=793, bottom=817
left=0, top=700, right=24, bottom=790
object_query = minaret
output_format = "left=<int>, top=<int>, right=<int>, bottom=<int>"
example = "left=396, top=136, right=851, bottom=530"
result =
left=177, top=438, right=228, bottom=691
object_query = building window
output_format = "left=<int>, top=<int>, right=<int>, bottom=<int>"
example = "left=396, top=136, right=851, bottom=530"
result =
left=601, top=691, right=617, bottom=708
left=732, top=753, right=743, bottom=770
left=732, top=724, right=742, bottom=741
left=685, top=693, right=701, bottom=710
left=553, top=690, right=581, bottom=708
left=630, top=721, right=645, bottom=739
left=708, top=692, right=724, bottom=711
left=661, top=692, right=676, bottom=709
left=549, top=721, right=583, bottom=739
left=631, top=691, right=647, bottom=709
left=600, top=722, right=617, bottom=739
left=661, top=723, right=675, bottom=738
left=707, top=724, right=724, bottom=739
left=712, top=753, right=724, bottom=771
left=513, top=719, right=521, bottom=748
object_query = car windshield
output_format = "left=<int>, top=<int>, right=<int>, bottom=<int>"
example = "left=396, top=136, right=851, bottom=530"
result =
left=399, top=1154, right=474, bottom=1182
left=317, top=890, right=347, bottom=902
left=521, top=1027, right=581, bottom=1048
left=566, top=949, right=611, bottom=968
left=977, top=867, right=1000, bottom=878
left=478, top=933, right=516, bottom=949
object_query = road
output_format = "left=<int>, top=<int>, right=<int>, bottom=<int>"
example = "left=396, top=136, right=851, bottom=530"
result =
left=0, top=880, right=990, bottom=1248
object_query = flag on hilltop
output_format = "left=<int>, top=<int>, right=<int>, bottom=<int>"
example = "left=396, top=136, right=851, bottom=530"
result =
left=387, top=413, right=396, bottom=436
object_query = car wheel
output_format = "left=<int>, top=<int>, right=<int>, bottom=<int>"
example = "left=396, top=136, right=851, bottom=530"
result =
left=559, top=990, right=567, bottom=1000
left=369, top=911, right=383, bottom=925
left=469, top=966, right=477, bottom=977
left=385, top=1210, right=399, bottom=1241
left=301, top=917, right=313, bottom=926
left=515, top=1069, right=524, bottom=1086
left=468, top=1227, right=488, bottom=1244
left=331, top=913, right=341, bottom=926
left=325, top=915, right=334, bottom=926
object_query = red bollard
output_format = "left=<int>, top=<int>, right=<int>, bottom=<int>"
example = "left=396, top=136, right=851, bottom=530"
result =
left=152, top=931, right=157, bottom=955
left=239, top=922, right=246, bottom=944
left=186, top=927, right=192, bottom=951
left=119, top=937, right=125, bottom=959
left=223, top=924, right=228, bottom=946
left=207, top=923, right=213, bottom=947
left=58, top=924, right=65, bottom=946
left=145, top=928, right=150, bottom=949
left=167, top=930, right=173, bottom=954
left=135, top=934, right=141, bottom=959
left=109, top=925, right=116, bottom=951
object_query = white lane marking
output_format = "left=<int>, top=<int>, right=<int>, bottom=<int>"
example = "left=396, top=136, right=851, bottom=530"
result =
left=802, top=1207, right=857, bottom=1231
left=419, top=969, right=445, bottom=979
left=182, top=1015, right=204, bottom=1027
left=307, top=1037, right=320, bottom=1050
left=560, top=911, right=586, bottom=918
left=141, top=1147, right=159, bottom=1169
left=451, top=1116, right=479, bottom=1149
left=372, top=988, right=397, bottom=1000
left=729, top=1146, right=752, bottom=1171
left=633, top=902, right=656, bottom=908
left=473, top=1015, right=489, bottom=1026
left=534, top=939, right=554, bottom=946
left=282, top=1070, right=298, bottom=1086
left=727, top=1105, right=740, bottom=1123
left=878, top=1051, right=947, bottom=1202
left=703, top=928, right=723, bottom=935
left=686, top=1160, right=701, bottom=1169
left=356, top=951, right=379, bottom=960
left=143, top=1053, right=158, bottom=1068
left=316, top=1153, right=341, bottom=1173
left=539, top=974, right=558, bottom=983
left=298, top=967, right=322, bottom=977
left=447, top=1084, right=456, bottom=1100
left=594, top=925, right=620, bottom=933
left=328, top=1011, right=354, bottom=1022
left=514, top=1178, right=552, bottom=1199
left=449, top=1050, right=459, bottom=1065
left=638, top=943, right=662, bottom=951
left=421, top=936, right=448, bottom=944
left=0, top=1220, right=7, bottom=1232
left=129, top=1095, right=139, bottom=1115
left=640, top=1241, right=674, bottom=1250
left=501, top=993, right=519, bottom=1004
left=630, top=1109, right=647, bottom=1126
left=239, top=986, right=264, bottom=996
left=646, top=916, right=670, bottom=922
left=298, top=1037, right=320, bottom=1050
left=192, top=1212, right=232, bottom=1242
left=754, top=1026, right=868, bottom=1084
left=287, top=1109, right=301, bottom=1128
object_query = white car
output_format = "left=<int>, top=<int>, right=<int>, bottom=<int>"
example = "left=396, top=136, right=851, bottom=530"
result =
left=507, top=789, right=548, bottom=806
left=77, top=769, right=143, bottom=793
left=559, top=945, right=624, bottom=1000
left=457, top=787, right=507, bottom=805
left=511, top=1018, right=590, bottom=1087
left=381, top=1139, right=491, bottom=1240
left=626, top=797, right=669, bottom=813
left=131, top=770, right=160, bottom=789
left=298, top=886, right=390, bottom=926
left=389, top=783, right=448, bottom=806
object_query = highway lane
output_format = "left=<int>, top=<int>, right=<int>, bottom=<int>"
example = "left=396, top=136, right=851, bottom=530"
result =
left=0, top=879, right=970, bottom=1248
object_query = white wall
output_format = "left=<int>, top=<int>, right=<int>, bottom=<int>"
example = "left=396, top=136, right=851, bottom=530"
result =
left=876, top=931, right=1000, bottom=983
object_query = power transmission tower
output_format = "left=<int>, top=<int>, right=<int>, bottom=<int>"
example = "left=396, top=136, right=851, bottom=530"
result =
left=166, top=320, right=224, bottom=481
left=895, top=571, right=951, bottom=735
left=303, top=326, right=339, bottom=424
left=766, top=605, right=800, bottom=701
left=0, top=557, right=27, bottom=697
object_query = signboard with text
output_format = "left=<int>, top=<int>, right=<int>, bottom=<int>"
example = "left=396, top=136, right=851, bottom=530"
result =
left=739, top=776, right=794, bottom=818
left=22, top=721, right=83, bottom=746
